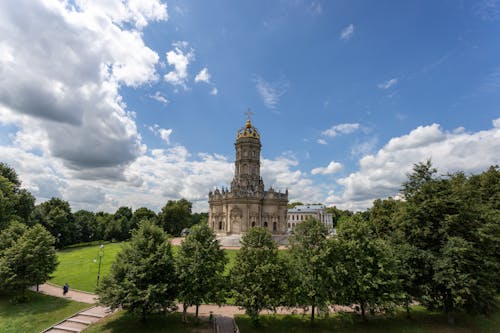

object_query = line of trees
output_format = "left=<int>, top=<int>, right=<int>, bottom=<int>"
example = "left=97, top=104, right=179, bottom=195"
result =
left=0, top=162, right=207, bottom=249
left=96, top=162, right=499, bottom=326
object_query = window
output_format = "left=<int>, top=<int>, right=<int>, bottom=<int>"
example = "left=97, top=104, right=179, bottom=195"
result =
left=218, top=221, right=223, bottom=230
left=252, top=221, right=256, bottom=227
left=264, top=221, right=268, bottom=228
left=273, top=222, right=277, bottom=231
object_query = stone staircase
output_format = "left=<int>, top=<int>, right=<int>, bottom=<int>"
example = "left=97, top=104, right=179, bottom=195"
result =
left=43, top=306, right=111, bottom=333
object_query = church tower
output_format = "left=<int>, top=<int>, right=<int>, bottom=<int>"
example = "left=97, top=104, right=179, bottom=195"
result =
left=231, top=118, right=264, bottom=196
left=208, top=117, right=288, bottom=235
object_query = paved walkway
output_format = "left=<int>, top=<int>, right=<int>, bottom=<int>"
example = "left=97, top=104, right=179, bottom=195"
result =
left=33, top=283, right=98, bottom=304
left=35, top=282, right=354, bottom=333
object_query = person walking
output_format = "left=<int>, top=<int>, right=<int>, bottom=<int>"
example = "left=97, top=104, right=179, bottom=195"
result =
left=63, top=283, right=69, bottom=296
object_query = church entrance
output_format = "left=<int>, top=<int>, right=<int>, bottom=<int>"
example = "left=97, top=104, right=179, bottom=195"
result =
left=231, top=218, right=241, bottom=233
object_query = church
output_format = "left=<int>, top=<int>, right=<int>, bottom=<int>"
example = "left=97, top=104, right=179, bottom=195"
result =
left=208, top=117, right=289, bottom=235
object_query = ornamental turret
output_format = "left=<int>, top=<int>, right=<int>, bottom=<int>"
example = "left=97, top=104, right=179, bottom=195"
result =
left=231, top=118, right=264, bottom=197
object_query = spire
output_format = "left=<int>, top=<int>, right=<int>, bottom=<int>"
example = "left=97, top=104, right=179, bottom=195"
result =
left=237, top=109, right=260, bottom=139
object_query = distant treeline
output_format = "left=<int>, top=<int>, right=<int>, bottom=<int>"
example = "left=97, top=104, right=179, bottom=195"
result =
left=0, top=162, right=207, bottom=248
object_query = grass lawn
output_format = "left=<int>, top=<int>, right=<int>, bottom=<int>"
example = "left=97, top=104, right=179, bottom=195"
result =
left=0, top=291, right=89, bottom=333
left=51, top=242, right=239, bottom=293
left=235, top=305, right=500, bottom=333
left=50, top=242, right=124, bottom=293
left=83, top=310, right=212, bottom=333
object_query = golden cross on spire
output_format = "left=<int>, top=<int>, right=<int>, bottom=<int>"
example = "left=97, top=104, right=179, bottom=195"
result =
left=244, top=108, right=253, bottom=119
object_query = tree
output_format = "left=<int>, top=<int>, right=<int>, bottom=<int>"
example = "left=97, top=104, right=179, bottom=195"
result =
left=97, top=221, right=177, bottom=321
left=287, top=218, right=331, bottom=321
left=0, top=163, right=35, bottom=230
left=112, top=206, right=133, bottom=241
left=287, top=202, right=304, bottom=209
left=131, top=207, right=157, bottom=231
left=188, top=212, right=208, bottom=229
left=176, top=223, right=227, bottom=321
left=230, top=227, right=286, bottom=325
left=73, top=210, right=99, bottom=243
left=30, top=198, right=75, bottom=248
left=332, top=213, right=401, bottom=320
left=398, top=162, right=499, bottom=323
left=158, top=199, right=192, bottom=236
left=0, top=223, right=57, bottom=300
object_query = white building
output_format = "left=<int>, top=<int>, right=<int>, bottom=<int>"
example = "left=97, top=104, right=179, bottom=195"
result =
left=287, top=204, right=333, bottom=231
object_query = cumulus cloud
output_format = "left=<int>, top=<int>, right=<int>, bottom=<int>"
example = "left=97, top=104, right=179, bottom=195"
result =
left=210, top=87, right=219, bottom=96
left=340, top=24, right=354, bottom=40
left=159, top=129, right=173, bottom=145
left=0, top=0, right=165, bottom=177
left=254, top=76, right=289, bottom=109
left=328, top=122, right=500, bottom=211
left=194, top=67, right=211, bottom=83
left=322, top=123, right=360, bottom=137
left=164, top=41, right=195, bottom=88
left=311, top=161, right=343, bottom=175
left=261, top=156, right=324, bottom=204
left=149, top=91, right=170, bottom=105
left=377, top=78, right=398, bottom=89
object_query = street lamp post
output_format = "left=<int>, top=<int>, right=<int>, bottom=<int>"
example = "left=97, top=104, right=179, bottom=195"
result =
left=96, top=244, right=104, bottom=286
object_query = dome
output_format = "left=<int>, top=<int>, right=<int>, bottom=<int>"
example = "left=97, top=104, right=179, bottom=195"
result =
left=236, top=118, right=260, bottom=139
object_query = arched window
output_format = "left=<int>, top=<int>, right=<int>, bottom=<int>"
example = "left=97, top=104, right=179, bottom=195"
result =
left=273, top=222, right=277, bottom=231
left=264, top=221, right=268, bottom=228
left=252, top=221, right=256, bottom=227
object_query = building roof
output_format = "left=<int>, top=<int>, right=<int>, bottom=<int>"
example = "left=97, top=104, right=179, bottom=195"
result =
left=288, top=204, right=325, bottom=213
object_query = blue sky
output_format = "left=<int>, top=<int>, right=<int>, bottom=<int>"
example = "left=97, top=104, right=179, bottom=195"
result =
left=0, top=0, right=499, bottom=212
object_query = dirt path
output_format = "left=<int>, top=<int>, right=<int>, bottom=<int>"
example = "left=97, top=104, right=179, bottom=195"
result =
left=32, top=283, right=98, bottom=304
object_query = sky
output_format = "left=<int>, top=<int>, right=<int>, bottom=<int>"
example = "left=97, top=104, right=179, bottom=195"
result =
left=0, top=0, right=499, bottom=213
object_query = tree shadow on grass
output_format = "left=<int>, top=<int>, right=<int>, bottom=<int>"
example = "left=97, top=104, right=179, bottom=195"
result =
left=92, top=311, right=212, bottom=333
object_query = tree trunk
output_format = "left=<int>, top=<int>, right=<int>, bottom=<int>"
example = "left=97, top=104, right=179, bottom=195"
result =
left=360, top=302, right=366, bottom=321
left=311, top=303, right=315, bottom=322
left=182, top=303, right=188, bottom=322
left=195, top=304, right=199, bottom=319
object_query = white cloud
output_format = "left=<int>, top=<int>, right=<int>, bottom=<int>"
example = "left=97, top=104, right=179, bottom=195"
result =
left=377, top=78, right=398, bottom=89
left=159, top=128, right=173, bottom=145
left=254, top=76, right=289, bottom=109
left=0, top=0, right=165, bottom=178
left=311, top=161, right=343, bottom=175
left=210, top=87, right=219, bottom=96
left=164, top=41, right=194, bottom=88
left=493, top=118, right=500, bottom=128
left=328, top=122, right=500, bottom=211
left=317, top=138, right=327, bottom=145
left=149, top=91, right=169, bottom=105
left=340, top=24, right=354, bottom=40
left=194, top=67, right=211, bottom=83
left=322, top=123, right=360, bottom=137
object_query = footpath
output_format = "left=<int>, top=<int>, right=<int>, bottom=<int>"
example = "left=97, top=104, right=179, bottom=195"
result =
left=34, top=283, right=241, bottom=333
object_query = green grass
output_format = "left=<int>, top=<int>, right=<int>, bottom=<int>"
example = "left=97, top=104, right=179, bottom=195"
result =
left=51, top=242, right=124, bottom=293
left=235, top=305, right=500, bottom=333
left=51, top=242, right=240, bottom=293
left=83, top=310, right=212, bottom=333
left=0, top=291, right=89, bottom=333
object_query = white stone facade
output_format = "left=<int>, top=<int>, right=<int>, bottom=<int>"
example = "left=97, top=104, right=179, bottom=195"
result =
left=287, top=204, right=334, bottom=231
left=208, top=119, right=288, bottom=235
